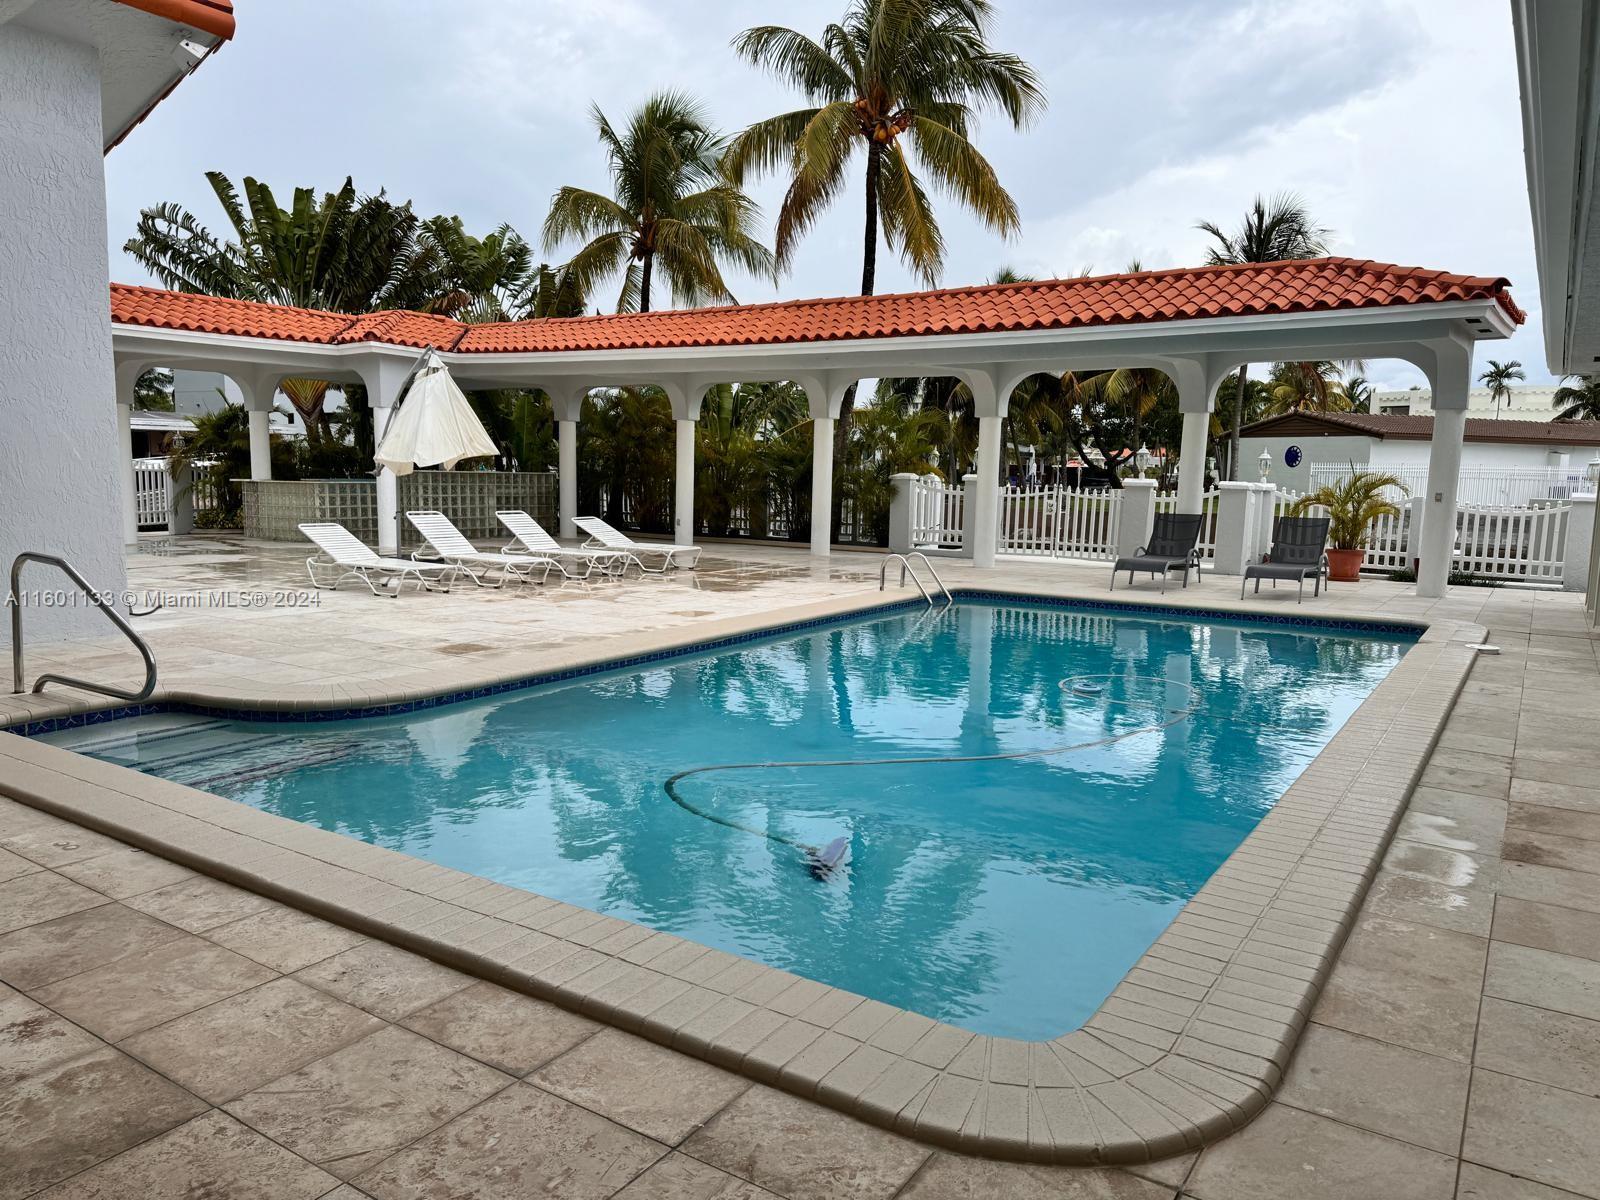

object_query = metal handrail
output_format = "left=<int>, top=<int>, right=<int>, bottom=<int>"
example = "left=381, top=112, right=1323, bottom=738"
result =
left=905, top=551, right=953, bottom=606
left=10, top=552, right=158, bottom=701
left=878, top=552, right=953, bottom=608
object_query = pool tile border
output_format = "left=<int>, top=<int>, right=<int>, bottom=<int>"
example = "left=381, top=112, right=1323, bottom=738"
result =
left=3, top=588, right=1423, bottom=737
left=0, top=590, right=1480, bottom=1164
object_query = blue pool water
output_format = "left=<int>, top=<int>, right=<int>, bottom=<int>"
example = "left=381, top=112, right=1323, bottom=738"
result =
left=43, top=601, right=1411, bottom=1039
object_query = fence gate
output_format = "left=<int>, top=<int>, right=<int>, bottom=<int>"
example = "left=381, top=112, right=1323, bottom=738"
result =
left=997, top=485, right=1122, bottom=561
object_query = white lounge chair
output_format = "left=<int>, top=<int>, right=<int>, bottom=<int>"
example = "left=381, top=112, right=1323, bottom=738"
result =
left=299, top=522, right=456, bottom=597
left=496, top=511, right=628, bottom=579
left=573, top=516, right=703, bottom=573
left=405, top=510, right=557, bottom=588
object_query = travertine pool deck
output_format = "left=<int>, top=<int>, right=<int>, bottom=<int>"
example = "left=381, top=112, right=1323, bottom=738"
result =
left=3, top=537, right=1599, bottom=1196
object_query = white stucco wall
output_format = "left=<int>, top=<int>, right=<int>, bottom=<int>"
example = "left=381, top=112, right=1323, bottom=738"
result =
left=0, top=23, right=126, bottom=646
left=1241, top=434, right=1374, bottom=492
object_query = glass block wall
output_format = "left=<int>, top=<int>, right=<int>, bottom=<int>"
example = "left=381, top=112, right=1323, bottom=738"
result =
left=242, top=472, right=557, bottom=546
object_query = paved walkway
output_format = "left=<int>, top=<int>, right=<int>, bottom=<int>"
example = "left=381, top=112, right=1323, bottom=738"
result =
left=2, top=538, right=1598, bottom=1197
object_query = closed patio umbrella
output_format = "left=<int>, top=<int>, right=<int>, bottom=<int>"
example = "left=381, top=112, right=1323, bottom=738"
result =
left=374, top=348, right=499, bottom=476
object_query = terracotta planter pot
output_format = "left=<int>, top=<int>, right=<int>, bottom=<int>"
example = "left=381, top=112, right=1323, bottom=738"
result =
left=1326, top=547, right=1365, bottom=582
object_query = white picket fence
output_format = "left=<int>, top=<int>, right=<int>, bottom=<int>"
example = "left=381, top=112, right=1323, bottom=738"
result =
left=1154, top=488, right=1221, bottom=561
left=133, top=459, right=170, bottom=528
left=909, top=475, right=965, bottom=550
left=1271, top=487, right=1570, bottom=581
left=1455, top=503, right=1569, bottom=581
left=131, top=457, right=220, bottom=531
left=1310, top=463, right=1589, bottom=507
left=997, top=485, right=1123, bottom=560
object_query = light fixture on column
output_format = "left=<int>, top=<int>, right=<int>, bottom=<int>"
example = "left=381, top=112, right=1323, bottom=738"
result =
left=1135, top=444, right=1152, bottom=478
left=1258, top=448, right=1273, bottom=481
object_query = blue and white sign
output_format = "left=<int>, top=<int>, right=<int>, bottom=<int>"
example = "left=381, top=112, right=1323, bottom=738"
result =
left=1284, top=444, right=1303, bottom=468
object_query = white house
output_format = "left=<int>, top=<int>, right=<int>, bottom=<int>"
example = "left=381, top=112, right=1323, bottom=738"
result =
left=1241, top=411, right=1600, bottom=505
left=1371, top=383, right=1562, bottom=420
left=0, top=0, right=233, bottom=645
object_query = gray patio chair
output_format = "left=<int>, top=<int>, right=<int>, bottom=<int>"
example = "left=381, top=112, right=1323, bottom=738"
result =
left=1110, top=512, right=1205, bottom=593
left=1241, top=516, right=1331, bottom=601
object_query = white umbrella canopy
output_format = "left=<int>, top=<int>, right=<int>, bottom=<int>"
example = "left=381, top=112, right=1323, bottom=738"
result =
left=374, top=349, right=499, bottom=476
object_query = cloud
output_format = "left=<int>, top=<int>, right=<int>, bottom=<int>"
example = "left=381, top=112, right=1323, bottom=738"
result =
left=103, top=0, right=1546, bottom=384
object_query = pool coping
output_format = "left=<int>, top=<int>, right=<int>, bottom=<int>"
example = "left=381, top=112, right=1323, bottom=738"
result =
left=0, top=585, right=1483, bottom=1164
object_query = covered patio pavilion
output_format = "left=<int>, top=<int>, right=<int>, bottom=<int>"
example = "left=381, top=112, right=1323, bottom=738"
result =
left=109, top=256, right=1522, bottom=597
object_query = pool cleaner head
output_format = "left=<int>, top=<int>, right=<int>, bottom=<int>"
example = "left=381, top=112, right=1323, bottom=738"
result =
left=1068, top=680, right=1106, bottom=699
left=805, top=835, right=852, bottom=880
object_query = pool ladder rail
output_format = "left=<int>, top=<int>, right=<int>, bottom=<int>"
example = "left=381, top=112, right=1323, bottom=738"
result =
left=879, top=552, right=953, bottom=608
left=10, top=551, right=159, bottom=702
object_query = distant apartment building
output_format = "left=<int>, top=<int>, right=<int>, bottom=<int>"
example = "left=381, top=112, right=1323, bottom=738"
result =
left=1371, top=383, right=1560, bottom=420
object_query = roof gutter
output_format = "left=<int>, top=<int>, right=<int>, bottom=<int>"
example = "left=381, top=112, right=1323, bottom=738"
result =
left=108, top=0, right=234, bottom=40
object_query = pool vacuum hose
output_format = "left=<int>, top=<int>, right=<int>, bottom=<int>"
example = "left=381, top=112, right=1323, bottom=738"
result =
left=662, top=673, right=1196, bottom=882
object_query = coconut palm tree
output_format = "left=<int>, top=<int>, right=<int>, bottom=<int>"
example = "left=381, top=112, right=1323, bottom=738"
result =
left=1478, top=359, right=1525, bottom=420
left=543, top=92, right=774, bottom=314
left=1343, top=373, right=1374, bottom=413
left=1266, top=361, right=1353, bottom=415
left=1196, top=193, right=1331, bottom=477
left=726, top=0, right=1044, bottom=471
left=1553, top=375, right=1600, bottom=421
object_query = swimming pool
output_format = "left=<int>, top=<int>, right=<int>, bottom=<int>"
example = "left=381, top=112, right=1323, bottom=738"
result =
left=41, top=599, right=1412, bottom=1039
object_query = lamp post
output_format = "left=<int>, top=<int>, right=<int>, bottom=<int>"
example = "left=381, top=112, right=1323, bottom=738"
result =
left=1135, top=444, right=1152, bottom=479
left=1258, top=448, right=1273, bottom=482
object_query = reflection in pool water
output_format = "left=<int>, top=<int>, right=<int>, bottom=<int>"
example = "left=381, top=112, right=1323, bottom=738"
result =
left=48, top=602, right=1410, bottom=1039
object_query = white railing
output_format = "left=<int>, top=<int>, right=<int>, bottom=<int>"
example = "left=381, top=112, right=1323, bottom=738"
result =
left=1154, top=487, right=1221, bottom=561
left=1310, top=463, right=1587, bottom=507
left=133, top=458, right=170, bottom=529
left=131, top=456, right=220, bottom=531
left=910, top=475, right=964, bottom=550
left=1272, top=487, right=1570, bottom=580
left=997, top=485, right=1122, bottom=561
left=1454, top=502, right=1569, bottom=581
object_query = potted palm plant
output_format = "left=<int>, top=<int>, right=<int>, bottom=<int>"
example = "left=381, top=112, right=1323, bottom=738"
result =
left=1289, top=470, right=1408, bottom=582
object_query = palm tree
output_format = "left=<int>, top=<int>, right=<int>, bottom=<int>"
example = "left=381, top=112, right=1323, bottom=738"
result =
left=1553, top=375, right=1600, bottom=421
left=1478, top=359, right=1525, bottom=420
left=543, top=92, right=774, bottom=314
left=399, top=216, right=536, bottom=322
left=1266, top=361, right=1353, bottom=415
left=1196, top=193, right=1331, bottom=477
left=726, top=0, right=1044, bottom=466
left=1289, top=470, right=1408, bottom=551
left=1343, top=373, right=1374, bottom=414
left=126, top=173, right=423, bottom=440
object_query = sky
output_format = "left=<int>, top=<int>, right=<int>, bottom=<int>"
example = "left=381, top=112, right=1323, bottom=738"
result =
left=104, top=0, right=1551, bottom=390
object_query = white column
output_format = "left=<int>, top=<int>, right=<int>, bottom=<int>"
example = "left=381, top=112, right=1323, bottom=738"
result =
left=796, top=372, right=854, bottom=559
left=1212, top=482, right=1257, bottom=575
left=674, top=418, right=695, bottom=547
left=1116, top=479, right=1158, bottom=558
left=1177, top=409, right=1211, bottom=514
left=247, top=408, right=271, bottom=481
left=1562, top=493, right=1596, bottom=593
left=557, top=419, right=578, bottom=539
left=1417, top=342, right=1472, bottom=598
left=373, top=405, right=400, bottom=555
left=117, top=400, right=138, bottom=545
left=811, top=417, right=835, bottom=556
left=972, top=415, right=1004, bottom=567
left=888, top=472, right=917, bottom=554
left=359, top=355, right=413, bottom=556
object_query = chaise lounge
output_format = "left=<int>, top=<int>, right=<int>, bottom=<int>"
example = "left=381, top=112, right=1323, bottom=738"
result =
left=1109, top=512, right=1204, bottom=593
left=405, top=510, right=557, bottom=588
left=299, top=522, right=456, bottom=597
left=497, top=510, right=628, bottom=579
left=574, top=516, right=703, bottom=573
left=1242, top=515, right=1332, bottom=602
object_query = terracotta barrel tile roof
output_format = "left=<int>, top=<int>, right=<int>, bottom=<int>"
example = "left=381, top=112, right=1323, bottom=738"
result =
left=111, top=0, right=235, bottom=40
left=111, top=257, right=1523, bottom=356
left=111, top=283, right=351, bottom=344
